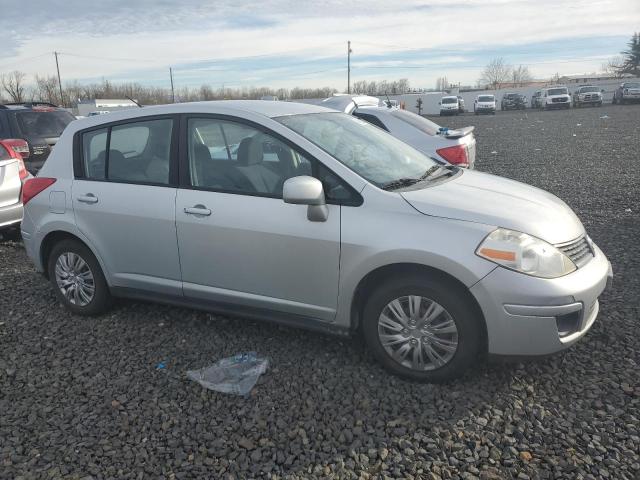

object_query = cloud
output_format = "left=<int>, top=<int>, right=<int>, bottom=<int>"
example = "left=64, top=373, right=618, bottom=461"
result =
left=0, top=0, right=637, bottom=89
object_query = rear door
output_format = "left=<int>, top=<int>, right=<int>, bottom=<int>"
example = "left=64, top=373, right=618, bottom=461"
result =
left=72, top=116, right=182, bottom=295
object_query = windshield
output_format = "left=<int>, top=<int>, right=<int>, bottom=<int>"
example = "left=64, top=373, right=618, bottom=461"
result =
left=441, top=97, right=457, bottom=104
left=548, top=88, right=568, bottom=96
left=276, top=112, right=439, bottom=188
left=580, top=87, right=599, bottom=93
left=16, top=110, right=75, bottom=137
left=625, top=82, right=640, bottom=88
left=478, top=95, right=494, bottom=102
left=390, top=109, right=440, bottom=135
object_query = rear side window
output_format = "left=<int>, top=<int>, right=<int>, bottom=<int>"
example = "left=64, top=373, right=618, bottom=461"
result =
left=80, top=118, right=173, bottom=185
left=16, top=110, right=75, bottom=137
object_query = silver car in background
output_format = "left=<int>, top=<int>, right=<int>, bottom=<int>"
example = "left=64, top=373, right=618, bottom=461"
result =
left=0, top=139, right=29, bottom=232
left=321, top=95, right=476, bottom=168
left=21, top=101, right=612, bottom=382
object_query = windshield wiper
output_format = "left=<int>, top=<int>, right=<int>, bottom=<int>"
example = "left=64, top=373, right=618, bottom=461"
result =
left=381, top=165, right=446, bottom=191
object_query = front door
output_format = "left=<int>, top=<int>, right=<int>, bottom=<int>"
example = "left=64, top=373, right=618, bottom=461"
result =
left=175, top=116, right=341, bottom=321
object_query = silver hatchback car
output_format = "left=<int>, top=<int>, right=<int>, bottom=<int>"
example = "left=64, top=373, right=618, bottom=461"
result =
left=21, top=101, right=612, bottom=382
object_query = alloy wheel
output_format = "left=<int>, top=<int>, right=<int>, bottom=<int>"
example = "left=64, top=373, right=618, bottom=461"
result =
left=377, top=295, right=459, bottom=371
left=54, top=252, right=96, bottom=306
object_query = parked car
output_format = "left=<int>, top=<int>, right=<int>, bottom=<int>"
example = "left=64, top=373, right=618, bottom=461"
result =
left=572, top=86, right=603, bottom=107
left=530, top=91, right=542, bottom=109
left=501, top=93, right=527, bottom=110
left=87, top=111, right=111, bottom=116
left=612, top=81, right=640, bottom=104
left=439, top=96, right=461, bottom=116
left=0, top=102, right=76, bottom=173
left=0, top=139, right=29, bottom=233
left=21, top=101, right=612, bottom=382
left=322, top=95, right=476, bottom=168
left=539, top=86, right=571, bottom=110
left=456, top=96, right=466, bottom=113
left=473, top=94, right=496, bottom=115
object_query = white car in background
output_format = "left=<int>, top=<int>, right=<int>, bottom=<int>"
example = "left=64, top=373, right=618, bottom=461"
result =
left=540, top=86, right=571, bottom=110
left=439, top=96, right=461, bottom=116
left=473, top=94, right=496, bottom=115
left=321, top=95, right=477, bottom=168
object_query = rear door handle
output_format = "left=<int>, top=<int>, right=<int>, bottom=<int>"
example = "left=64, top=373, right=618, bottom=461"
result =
left=77, top=194, right=98, bottom=204
left=184, top=205, right=212, bottom=216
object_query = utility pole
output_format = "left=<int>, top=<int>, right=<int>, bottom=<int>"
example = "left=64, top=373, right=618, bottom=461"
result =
left=169, top=67, right=175, bottom=103
left=347, top=41, right=352, bottom=94
left=54, top=51, right=64, bottom=107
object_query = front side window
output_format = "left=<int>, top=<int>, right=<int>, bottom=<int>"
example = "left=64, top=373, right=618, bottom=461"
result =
left=187, top=118, right=312, bottom=197
left=81, top=118, right=173, bottom=185
left=0, top=144, right=11, bottom=161
left=277, top=112, right=439, bottom=188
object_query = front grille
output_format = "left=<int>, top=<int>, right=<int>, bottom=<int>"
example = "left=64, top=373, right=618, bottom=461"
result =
left=552, top=97, right=568, bottom=103
left=557, top=236, right=594, bottom=268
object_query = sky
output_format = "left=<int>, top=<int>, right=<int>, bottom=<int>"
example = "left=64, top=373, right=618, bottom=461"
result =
left=0, top=0, right=638, bottom=91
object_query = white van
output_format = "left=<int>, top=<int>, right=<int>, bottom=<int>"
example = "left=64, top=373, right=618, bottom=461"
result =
left=439, top=96, right=460, bottom=116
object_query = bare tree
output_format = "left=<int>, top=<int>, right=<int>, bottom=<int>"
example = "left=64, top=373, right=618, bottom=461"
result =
left=511, top=65, right=533, bottom=86
left=602, top=56, right=626, bottom=77
left=1, top=70, right=27, bottom=102
left=34, top=75, right=61, bottom=104
left=435, top=76, right=449, bottom=91
left=478, top=58, right=512, bottom=89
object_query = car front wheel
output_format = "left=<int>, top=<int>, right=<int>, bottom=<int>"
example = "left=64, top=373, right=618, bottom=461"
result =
left=48, top=239, right=112, bottom=316
left=362, top=275, right=482, bottom=382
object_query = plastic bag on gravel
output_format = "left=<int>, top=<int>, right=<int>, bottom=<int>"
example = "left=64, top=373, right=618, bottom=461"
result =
left=186, top=352, right=268, bottom=396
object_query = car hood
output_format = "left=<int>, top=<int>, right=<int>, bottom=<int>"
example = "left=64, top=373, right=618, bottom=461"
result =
left=400, top=170, right=584, bottom=245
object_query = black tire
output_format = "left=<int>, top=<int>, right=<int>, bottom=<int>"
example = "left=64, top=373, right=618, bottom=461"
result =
left=47, top=239, right=112, bottom=316
left=612, top=96, right=617, bottom=105
left=361, top=274, right=483, bottom=382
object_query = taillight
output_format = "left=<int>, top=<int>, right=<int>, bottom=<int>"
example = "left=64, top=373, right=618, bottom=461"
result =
left=22, top=178, right=56, bottom=205
left=3, top=139, right=30, bottom=159
left=17, top=157, right=29, bottom=181
left=436, top=145, right=469, bottom=167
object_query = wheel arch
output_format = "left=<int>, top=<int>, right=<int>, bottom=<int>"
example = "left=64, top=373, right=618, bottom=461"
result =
left=40, top=230, right=105, bottom=281
left=349, top=262, right=488, bottom=353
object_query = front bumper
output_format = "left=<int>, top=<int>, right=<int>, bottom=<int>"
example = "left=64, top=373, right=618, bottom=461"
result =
left=0, top=201, right=23, bottom=229
left=471, top=242, right=612, bottom=356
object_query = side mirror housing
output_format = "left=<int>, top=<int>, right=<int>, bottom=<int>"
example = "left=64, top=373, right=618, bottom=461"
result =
left=283, top=176, right=328, bottom=222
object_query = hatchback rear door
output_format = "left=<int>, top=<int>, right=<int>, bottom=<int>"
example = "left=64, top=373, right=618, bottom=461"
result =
left=0, top=145, right=22, bottom=227
left=72, top=116, right=182, bottom=295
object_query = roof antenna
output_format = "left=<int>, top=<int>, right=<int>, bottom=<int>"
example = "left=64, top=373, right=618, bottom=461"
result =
left=126, top=96, right=143, bottom=108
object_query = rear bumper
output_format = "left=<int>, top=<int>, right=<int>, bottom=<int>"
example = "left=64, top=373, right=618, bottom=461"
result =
left=0, top=202, right=23, bottom=229
left=471, top=242, right=611, bottom=356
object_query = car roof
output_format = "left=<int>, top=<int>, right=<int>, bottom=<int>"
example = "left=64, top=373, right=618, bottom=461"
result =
left=66, top=100, right=334, bottom=131
left=0, top=102, right=66, bottom=111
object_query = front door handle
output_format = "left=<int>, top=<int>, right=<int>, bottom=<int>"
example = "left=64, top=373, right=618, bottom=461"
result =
left=77, top=194, right=98, bottom=204
left=184, top=205, right=212, bottom=216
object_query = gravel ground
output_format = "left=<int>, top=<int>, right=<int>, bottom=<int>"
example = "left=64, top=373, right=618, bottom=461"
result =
left=1, top=105, right=639, bottom=480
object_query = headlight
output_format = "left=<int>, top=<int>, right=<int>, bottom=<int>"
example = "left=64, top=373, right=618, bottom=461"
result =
left=476, top=228, right=576, bottom=278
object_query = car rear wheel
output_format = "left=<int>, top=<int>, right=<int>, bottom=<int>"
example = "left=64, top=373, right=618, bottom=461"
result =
left=48, top=239, right=112, bottom=316
left=362, top=275, right=482, bottom=382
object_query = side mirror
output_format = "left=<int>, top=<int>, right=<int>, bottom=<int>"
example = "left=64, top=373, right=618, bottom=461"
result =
left=283, top=176, right=328, bottom=222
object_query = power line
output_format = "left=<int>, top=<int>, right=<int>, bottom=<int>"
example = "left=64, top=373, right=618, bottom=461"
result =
left=0, top=53, right=51, bottom=70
